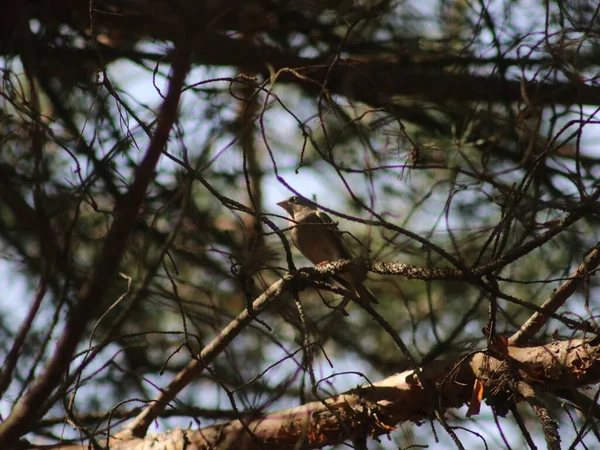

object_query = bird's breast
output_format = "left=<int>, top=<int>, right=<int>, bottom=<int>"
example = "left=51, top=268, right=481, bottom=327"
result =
left=291, top=223, right=344, bottom=265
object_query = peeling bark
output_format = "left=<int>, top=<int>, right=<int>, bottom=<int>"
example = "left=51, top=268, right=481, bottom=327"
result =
left=34, top=338, right=600, bottom=450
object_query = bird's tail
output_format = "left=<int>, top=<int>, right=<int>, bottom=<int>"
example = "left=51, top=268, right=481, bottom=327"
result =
left=355, top=283, right=379, bottom=304
left=334, top=274, right=379, bottom=304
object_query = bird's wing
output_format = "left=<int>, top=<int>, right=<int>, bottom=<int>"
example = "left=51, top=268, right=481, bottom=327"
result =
left=306, top=209, right=374, bottom=302
left=315, top=210, right=335, bottom=224
left=315, top=210, right=353, bottom=259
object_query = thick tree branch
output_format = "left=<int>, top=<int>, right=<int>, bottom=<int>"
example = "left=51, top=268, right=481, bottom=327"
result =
left=510, top=241, right=600, bottom=346
left=40, top=338, right=600, bottom=450
left=121, top=277, right=291, bottom=438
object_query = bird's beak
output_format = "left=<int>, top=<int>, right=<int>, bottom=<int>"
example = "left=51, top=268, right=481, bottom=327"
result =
left=277, top=200, right=292, bottom=215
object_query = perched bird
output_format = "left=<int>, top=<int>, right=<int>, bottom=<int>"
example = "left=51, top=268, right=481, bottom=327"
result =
left=277, top=196, right=377, bottom=303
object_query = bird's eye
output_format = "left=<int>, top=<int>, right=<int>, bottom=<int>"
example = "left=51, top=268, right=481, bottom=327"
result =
left=290, top=196, right=299, bottom=203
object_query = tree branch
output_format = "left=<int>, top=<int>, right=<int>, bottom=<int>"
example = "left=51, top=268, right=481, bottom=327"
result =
left=46, top=338, right=600, bottom=450
left=0, top=41, right=191, bottom=447
left=510, top=241, right=600, bottom=346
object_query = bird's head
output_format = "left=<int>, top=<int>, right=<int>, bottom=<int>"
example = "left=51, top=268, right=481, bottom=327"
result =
left=277, top=196, right=315, bottom=218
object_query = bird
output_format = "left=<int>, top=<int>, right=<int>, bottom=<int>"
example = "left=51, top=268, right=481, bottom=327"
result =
left=277, top=196, right=377, bottom=304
